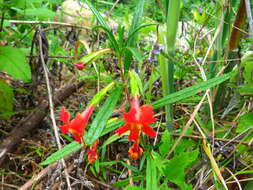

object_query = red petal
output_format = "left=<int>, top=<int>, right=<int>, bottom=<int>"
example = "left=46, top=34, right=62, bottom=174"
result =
left=70, top=113, right=86, bottom=133
left=80, top=105, right=94, bottom=126
left=115, top=124, right=130, bottom=136
left=73, top=133, right=83, bottom=144
left=59, top=124, right=70, bottom=133
left=128, top=124, right=140, bottom=141
left=74, top=62, right=85, bottom=70
left=60, top=107, right=70, bottom=124
left=128, top=142, right=143, bottom=160
left=87, top=149, right=99, bottom=163
left=140, top=105, right=157, bottom=124
left=123, top=108, right=137, bottom=123
left=142, top=124, right=157, bottom=137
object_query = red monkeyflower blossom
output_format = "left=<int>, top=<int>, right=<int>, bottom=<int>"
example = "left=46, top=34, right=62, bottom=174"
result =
left=87, top=140, right=99, bottom=163
left=128, top=141, right=143, bottom=160
left=74, top=62, right=86, bottom=70
left=58, top=106, right=94, bottom=144
left=115, top=97, right=157, bottom=142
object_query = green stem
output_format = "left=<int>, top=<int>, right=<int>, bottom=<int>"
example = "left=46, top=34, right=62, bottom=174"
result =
left=119, top=56, right=131, bottom=104
left=164, top=0, right=181, bottom=127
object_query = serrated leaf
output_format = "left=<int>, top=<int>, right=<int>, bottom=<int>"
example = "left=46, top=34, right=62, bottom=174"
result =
left=0, top=80, right=14, bottom=119
left=237, top=113, right=253, bottom=133
left=0, top=46, right=31, bottom=82
left=163, top=149, right=199, bottom=189
left=85, top=86, right=122, bottom=145
left=40, top=142, right=82, bottom=166
left=159, top=130, right=171, bottom=157
left=152, top=73, right=231, bottom=109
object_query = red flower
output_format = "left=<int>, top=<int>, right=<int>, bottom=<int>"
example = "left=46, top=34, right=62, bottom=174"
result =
left=128, top=141, right=143, bottom=160
left=87, top=140, right=99, bottom=163
left=115, top=97, right=157, bottom=142
left=58, top=106, right=94, bottom=144
left=74, top=62, right=86, bottom=70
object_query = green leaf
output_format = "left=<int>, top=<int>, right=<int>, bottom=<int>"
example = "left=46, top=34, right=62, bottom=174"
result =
left=152, top=73, right=231, bottom=109
left=92, top=25, right=119, bottom=52
left=40, top=142, right=82, bottom=166
left=120, top=161, right=139, bottom=172
left=129, top=70, right=140, bottom=97
left=0, top=46, right=31, bottom=82
left=125, top=47, right=143, bottom=63
left=17, top=8, right=56, bottom=19
left=113, top=176, right=144, bottom=188
left=85, top=86, right=122, bottom=145
left=79, top=48, right=111, bottom=66
left=159, top=130, right=171, bottom=157
left=84, top=0, right=109, bottom=29
left=124, top=187, right=144, bottom=190
left=237, top=113, right=253, bottom=133
left=101, top=119, right=124, bottom=136
left=163, top=149, right=199, bottom=189
left=0, top=80, right=14, bottom=119
left=146, top=154, right=157, bottom=190
left=128, top=0, right=145, bottom=46
left=89, top=82, right=115, bottom=106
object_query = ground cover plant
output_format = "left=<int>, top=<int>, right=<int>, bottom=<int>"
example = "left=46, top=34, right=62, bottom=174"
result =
left=1, top=0, right=253, bottom=189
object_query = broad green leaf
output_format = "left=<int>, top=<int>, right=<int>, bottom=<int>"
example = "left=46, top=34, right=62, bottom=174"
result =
left=159, top=130, right=171, bottom=157
left=40, top=142, right=82, bottom=166
left=0, top=46, right=31, bottom=82
left=146, top=154, right=157, bottom=190
left=237, top=113, right=253, bottom=133
left=17, top=8, right=56, bottom=19
left=85, top=86, right=122, bottom=145
left=0, top=80, right=14, bottom=119
left=163, top=149, right=199, bottom=190
left=243, top=61, right=253, bottom=85
left=152, top=73, right=231, bottom=109
left=78, top=48, right=111, bottom=66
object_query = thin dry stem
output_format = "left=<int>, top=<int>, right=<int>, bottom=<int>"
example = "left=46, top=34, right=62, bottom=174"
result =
left=38, top=28, right=72, bottom=190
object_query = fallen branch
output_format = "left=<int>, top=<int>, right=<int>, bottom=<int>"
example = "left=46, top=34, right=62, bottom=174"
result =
left=0, top=80, right=84, bottom=167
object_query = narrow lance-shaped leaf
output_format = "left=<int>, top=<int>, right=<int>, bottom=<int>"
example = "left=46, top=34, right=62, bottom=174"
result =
left=89, top=82, right=115, bottom=106
left=146, top=154, right=157, bottom=190
left=152, top=73, right=231, bottom=109
left=85, top=86, right=122, bottom=145
left=78, top=48, right=111, bottom=66
left=40, top=82, right=116, bottom=166
left=40, top=142, right=82, bottom=166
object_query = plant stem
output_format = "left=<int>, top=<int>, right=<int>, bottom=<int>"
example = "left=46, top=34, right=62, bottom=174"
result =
left=163, top=0, right=181, bottom=127
left=119, top=56, right=131, bottom=104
